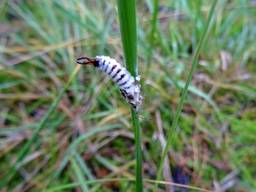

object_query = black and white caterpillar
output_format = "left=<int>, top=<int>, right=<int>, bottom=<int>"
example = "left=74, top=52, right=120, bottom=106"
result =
left=76, top=55, right=143, bottom=111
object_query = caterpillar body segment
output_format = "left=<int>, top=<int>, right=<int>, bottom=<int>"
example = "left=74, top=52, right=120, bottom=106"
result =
left=76, top=56, right=142, bottom=111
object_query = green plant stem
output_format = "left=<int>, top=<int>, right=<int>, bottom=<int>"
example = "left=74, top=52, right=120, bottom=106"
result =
left=0, top=65, right=81, bottom=188
left=132, top=108, right=143, bottom=191
left=117, top=0, right=143, bottom=191
left=154, top=0, right=218, bottom=191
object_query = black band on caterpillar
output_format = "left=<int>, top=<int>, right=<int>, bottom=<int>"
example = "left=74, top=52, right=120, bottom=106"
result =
left=76, top=55, right=143, bottom=111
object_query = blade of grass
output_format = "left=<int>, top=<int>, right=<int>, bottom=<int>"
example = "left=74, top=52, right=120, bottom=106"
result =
left=70, top=156, right=89, bottom=192
left=10, top=2, right=52, bottom=43
left=55, top=124, right=122, bottom=178
left=0, top=0, right=8, bottom=20
left=117, top=0, right=143, bottom=191
left=154, top=0, right=219, bottom=191
left=44, top=178, right=211, bottom=192
left=0, top=65, right=81, bottom=188
left=74, top=153, right=95, bottom=180
left=146, top=0, right=159, bottom=76
left=117, top=0, right=137, bottom=75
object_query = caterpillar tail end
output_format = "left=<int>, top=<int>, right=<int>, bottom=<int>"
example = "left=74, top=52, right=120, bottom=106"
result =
left=76, top=56, right=97, bottom=66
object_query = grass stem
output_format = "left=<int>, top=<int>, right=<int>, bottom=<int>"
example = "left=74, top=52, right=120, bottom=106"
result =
left=117, top=0, right=143, bottom=191
left=154, top=0, right=218, bottom=191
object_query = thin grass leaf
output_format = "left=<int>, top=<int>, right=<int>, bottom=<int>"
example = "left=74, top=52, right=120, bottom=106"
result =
left=44, top=179, right=134, bottom=192
left=9, top=2, right=52, bottom=43
left=154, top=0, right=219, bottom=191
left=53, top=1, right=99, bottom=35
left=74, top=153, right=94, bottom=180
left=146, top=0, right=159, bottom=75
left=165, top=77, right=222, bottom=120
left=54, top=124, right=121, bottom=178
left=117, top=0, right=137, bottom=76
left=44, top=178, right=211, bottom=192
left=70, top=156, right=89, bottom=192
left=0, top=0, right=8, bottom=20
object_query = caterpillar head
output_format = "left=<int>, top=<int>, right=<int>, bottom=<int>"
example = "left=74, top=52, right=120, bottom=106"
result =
left=76, top=56, right=99, bottom=67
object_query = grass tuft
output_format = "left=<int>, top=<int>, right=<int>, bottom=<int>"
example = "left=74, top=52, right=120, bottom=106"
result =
left=155, top=0, right=219, bottom=191
left=0, top=65, right=81, bottom=188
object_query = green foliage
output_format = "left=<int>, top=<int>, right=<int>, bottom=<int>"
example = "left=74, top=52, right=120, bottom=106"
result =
left=156, top=2, right=219, bottom=190
left=0, top=0, right=255, bottom=191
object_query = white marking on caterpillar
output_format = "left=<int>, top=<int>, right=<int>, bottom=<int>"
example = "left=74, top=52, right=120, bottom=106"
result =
left=76, top=55, right=143, bottom=111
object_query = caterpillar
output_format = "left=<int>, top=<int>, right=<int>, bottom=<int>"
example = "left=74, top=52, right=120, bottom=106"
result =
left=76, top=55, right=143, bottom=111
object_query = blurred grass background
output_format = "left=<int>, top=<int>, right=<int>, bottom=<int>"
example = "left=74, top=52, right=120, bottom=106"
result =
left=0, top=0, right=256, bottom=191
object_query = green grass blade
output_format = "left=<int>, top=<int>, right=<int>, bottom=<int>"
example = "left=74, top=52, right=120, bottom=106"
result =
left=0, top=65, right=81, bottom=188
left=70, top=156, right=89, bottom=192
left=117, top=0, right=137, bottom=76
left=55, top=124, right=121, bottom=178
left=117, top=0, right=143, bottom=191
left=44, top=179, right=135, bottom=192
left=154, top=0, right=219, bottom=191
left=74, top=153, right=95, bottom=180
left=0, top=0, right=8, bottom=20
left=44, top=178, right=211, bottom=192
left=146, top=0, right=159, bottom=75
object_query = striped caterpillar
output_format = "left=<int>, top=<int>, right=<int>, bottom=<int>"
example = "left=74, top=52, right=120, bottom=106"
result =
left=76, top=55, right=143, bottom=111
